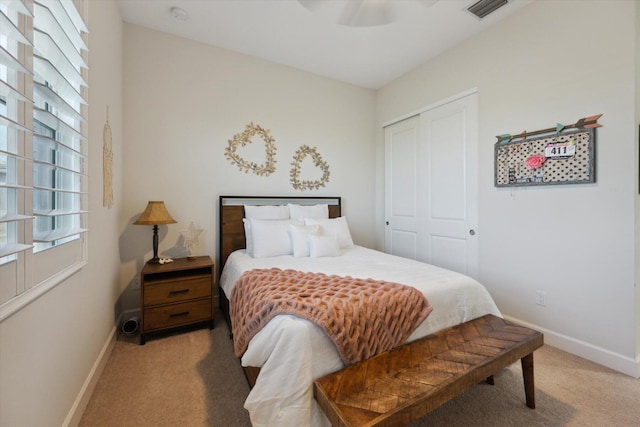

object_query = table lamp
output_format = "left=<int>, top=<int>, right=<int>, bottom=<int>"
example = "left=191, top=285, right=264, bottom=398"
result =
left=134, top=201, right=177, bottom=264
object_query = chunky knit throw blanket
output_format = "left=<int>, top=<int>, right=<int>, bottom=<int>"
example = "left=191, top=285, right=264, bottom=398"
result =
left=230, top=268, right=433, bottom=365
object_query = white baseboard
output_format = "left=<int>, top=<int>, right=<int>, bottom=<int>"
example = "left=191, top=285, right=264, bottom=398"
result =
left=62, top=324, right=118, bottom=427
left=61, top=309, right=141, bottom=426
left=503, top=315, right=640, bottom=378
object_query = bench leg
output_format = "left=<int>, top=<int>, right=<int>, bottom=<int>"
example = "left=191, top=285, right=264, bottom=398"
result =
left=486, top=375, right=495, bottom=385
left=521, top=353, right=535, bottom=409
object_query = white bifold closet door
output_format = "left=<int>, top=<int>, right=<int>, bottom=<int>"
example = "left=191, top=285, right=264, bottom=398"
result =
left=384, top=92, right=478, bottom=279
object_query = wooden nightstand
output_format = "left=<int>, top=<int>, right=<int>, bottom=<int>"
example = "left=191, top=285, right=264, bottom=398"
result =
left=140, top=256, right=214, bottom=344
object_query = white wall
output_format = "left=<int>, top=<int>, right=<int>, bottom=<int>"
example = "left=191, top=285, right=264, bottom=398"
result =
left=635, top=0, right=640, bottom=359
left=0, top=0, right=124, bottom=425
left=120, top=25, right=377, bottom=310
left=2, top=2, right=635, bottom=424
left=377, top=0, right=639, bottom=376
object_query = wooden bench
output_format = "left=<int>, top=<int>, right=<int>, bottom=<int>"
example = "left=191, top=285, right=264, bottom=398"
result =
left=314, top=314, right=543, bottom=427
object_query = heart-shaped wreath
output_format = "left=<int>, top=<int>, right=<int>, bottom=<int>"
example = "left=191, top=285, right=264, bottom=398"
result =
left=225, top=122, right=277, bottom=176
left=290, top=145, right=330, bottom=191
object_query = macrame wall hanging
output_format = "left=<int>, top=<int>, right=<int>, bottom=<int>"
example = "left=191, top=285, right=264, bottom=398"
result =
left=103, top=106, right=114, bottom=208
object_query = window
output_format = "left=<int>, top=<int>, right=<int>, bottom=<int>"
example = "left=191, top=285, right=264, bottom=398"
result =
left=0, top=0, right=88, bottom=319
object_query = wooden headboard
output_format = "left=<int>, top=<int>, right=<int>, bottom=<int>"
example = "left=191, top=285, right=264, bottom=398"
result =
left=218, top=196, right=342, bottom=271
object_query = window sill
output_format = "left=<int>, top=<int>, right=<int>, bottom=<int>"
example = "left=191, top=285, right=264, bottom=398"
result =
left=0, top=259, right=87, bottom=323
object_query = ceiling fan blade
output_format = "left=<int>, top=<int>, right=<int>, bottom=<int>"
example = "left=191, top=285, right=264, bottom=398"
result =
left=416, top=0, right=440, bottom=7
left=337, top=0, right=394, bottom=27
left=337, top=0, right=365, bottom=26
left=299, top=0, right=408, bottom=27
left=298, top=0, right=332, bottom=13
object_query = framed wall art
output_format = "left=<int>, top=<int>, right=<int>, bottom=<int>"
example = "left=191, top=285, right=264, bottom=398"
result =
left=494, top=115, right=601, bottom=187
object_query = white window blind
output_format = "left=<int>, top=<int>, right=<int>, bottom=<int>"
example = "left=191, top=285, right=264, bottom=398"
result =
left=0, top=0, right=88, bottom=319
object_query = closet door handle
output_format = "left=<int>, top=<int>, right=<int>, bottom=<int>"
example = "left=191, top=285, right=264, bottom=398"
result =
left=469, top=229, right=476, bottom=236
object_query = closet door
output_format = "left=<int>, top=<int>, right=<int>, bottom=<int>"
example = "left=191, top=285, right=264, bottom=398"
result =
left=422, top=94, right=478, bottom=278
left=384, top=115, right=424, bottom=260
left=384, top=93, right=478, bottom=278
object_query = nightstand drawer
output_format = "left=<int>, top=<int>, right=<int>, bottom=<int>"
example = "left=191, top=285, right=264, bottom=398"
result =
left=143, top=299, right=212, bottom=331
left=143, top=276, right=212, bottom=306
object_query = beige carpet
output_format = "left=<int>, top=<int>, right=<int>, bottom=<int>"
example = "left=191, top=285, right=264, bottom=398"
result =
left=80, top=313, right=640, bottom=426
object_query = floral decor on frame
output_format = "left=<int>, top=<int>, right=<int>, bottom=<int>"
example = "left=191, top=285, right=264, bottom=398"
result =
left=225, top=122, right=277, bottom=176
left=290, top=145, right=330, bottom=191
left=524, top=154, right=546, bottom=170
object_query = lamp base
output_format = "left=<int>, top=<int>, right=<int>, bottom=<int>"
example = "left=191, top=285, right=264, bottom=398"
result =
left=147, top=257, right=161, bottom=264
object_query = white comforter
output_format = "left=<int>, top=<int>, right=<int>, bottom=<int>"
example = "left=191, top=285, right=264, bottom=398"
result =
left=220, top=246, right=501, bottom=427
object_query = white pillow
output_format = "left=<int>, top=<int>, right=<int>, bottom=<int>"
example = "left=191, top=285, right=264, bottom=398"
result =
left=288, top=203, right=329, bottom=221
left=242, top=219, right=254, bottom=255
left=243, top=204, right=290, bottom=255
left=244, top=204, right=289, bottom=219
left=304, top=216, right=354, bottom=249
left=289, top=223, right=320, bottom=257
left=309, top=235, right=340, bottom=258
left=250, top=218, right=301, bottom=258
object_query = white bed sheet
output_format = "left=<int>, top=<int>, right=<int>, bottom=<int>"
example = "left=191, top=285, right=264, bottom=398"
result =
left=220, top=246, right=501, bottom=427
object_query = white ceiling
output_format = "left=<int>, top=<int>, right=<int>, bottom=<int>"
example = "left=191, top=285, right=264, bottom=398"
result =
left=116, top=0, right=533, bottom=89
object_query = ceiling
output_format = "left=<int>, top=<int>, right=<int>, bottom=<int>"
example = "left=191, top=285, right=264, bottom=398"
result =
left=116, top=0, right=533, bottom=89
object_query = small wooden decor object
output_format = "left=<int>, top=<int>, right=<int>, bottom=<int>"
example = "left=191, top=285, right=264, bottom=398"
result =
left=495, top=115, right=601, bottom=187
left=314, top=314, right=543, bottom=427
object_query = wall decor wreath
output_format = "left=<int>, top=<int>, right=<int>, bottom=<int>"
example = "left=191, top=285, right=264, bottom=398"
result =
left=225, top=122, right=277, bottom=176
left=290, top=145, right=330, bottom=191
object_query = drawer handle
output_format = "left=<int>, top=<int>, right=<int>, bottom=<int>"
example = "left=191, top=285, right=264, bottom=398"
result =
left=169, top=311, right=190, bottom=318
left=168, top=289, right=190, bottom=296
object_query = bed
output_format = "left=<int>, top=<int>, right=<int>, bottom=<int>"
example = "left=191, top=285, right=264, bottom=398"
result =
left=218, top=196, right=501, bottom=427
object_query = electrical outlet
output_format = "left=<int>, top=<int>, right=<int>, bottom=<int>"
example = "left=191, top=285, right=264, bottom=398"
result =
left=535, top=291, right=547, bottom=307
left=132, top=276, right=140, bottom=290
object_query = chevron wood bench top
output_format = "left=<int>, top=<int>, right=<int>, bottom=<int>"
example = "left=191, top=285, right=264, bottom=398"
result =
left=314, top=314, right=544, bottom=427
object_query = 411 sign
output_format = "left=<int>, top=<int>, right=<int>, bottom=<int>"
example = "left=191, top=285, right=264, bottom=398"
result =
left=545, top=142, right=576, bottom=159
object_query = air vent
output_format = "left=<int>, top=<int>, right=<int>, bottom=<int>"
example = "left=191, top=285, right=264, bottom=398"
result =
left=467, top=0, right=509, bottom=19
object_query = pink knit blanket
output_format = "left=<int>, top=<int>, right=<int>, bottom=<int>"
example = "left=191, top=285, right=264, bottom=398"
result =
left=230, top=268, right=433, bottom=365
